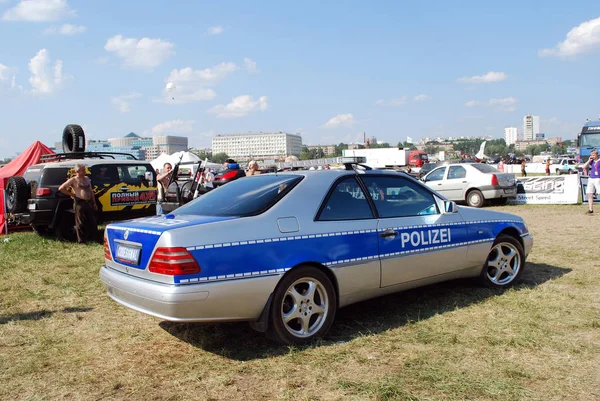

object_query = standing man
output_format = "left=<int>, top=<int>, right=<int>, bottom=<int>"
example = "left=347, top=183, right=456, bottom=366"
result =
left=521, top=159, right=527, bottom=177
left=545, top=159, right=551, bottom=176
left=58, top=163, right=97, bottom=244
left=583, top=150, right=600, bottom=215
left=156, top=162, right=173, bottom=215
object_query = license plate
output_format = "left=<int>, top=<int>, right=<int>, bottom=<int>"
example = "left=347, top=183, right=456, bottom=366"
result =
left=504, top=188, right=516, bottom=194
left=116, top=244, right=141, bottom=265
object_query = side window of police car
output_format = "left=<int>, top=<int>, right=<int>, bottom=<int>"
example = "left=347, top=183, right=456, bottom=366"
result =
left=361, top=176, right=438, bottom=218
left=318, top=177, right=374, bottom=221
left=426, top=167, right=446, bottom=182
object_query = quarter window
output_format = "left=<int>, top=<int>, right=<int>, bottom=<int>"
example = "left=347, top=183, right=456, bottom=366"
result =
left=318, top=177, right=374, bottom=221
left=361, top=176, right=438, bottom=218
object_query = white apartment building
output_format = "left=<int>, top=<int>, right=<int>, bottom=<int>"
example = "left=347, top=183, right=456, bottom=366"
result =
left=504, top=127, right=518, bottom=146
left=212, top=132, right=302, bottom=160
left=523, top=115, right=540, bottom=141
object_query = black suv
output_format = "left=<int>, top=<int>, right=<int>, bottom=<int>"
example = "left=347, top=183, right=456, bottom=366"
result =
left=7, top=152, right=157, bottom=239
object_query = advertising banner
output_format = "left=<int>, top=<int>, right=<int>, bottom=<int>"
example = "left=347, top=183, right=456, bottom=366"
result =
left=110, top=190, right=157, bottom=206
left=579, top=176, right=600, bottom=204
left=506, top=175, right=579, bottom=205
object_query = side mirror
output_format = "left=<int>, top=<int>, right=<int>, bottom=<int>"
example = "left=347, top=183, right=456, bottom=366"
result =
left=420, top=176, right=426, bottom=182
left=443, top=200, right=458, bottom=214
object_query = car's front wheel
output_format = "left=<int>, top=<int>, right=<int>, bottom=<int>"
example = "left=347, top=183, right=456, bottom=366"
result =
left=556, top=168, right=561, bottom=175
left=269, top=266, right=336, bottom=345
left=466, top=189, right=485, bottom=208
left=480, top=234, right=524, bottom=288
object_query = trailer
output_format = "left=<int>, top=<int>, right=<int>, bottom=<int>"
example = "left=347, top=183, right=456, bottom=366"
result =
left=342, top=148, right=428, bottom=168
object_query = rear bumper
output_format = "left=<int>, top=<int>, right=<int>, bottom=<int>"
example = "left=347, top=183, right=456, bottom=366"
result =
left=99, top=265, right=280, bottom=322
left=480, top=186, right=517, bottom=199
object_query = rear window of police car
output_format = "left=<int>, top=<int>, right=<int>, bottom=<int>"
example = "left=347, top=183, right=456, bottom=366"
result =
left=175, top=175, right=302, bottom=217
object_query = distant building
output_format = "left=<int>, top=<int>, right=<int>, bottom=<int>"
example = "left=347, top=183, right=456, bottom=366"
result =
left=523, top=115, right=540, bottom=141
left=347, top=143, right=364, bottom=150
left=504, top=127, right=518, bottom=146
left=212, top=132, right=302, bottom=161
left=514, top=140, right=546, bottom=152
left=546, top=137, right=563, bottom=146
left=55, top=132, right=187, bottom=160
left=306, top=145, right=337, bottom=155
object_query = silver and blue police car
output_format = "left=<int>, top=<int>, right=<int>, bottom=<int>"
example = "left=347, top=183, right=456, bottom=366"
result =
left=100, top=158, right=533, bottom=344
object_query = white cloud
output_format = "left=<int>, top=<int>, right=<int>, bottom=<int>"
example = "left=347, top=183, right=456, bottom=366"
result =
left=208, top=95, right=268, bottom=118
left=244, top=57, right=258, bottom=73
left=457, top=71, right=507, bottom=84
left=465, top=97, right=518, bottom=111
left=43, top=23, right=86, bottom=35
left=375, top=99, right=385, bottom=105
left=375, top=96, right=407, bottom=106
left=413, top=94, right=431, bottom=102
left=28, top=49, right=64, bottom=95
left=0, top=63, right=21, bottom=92
left=322, top=113, right=356, bottom=128
left=159, top=62, right=239, bottom=104
left=2, top=0, right=76, bottom=21
left=104, top=35, right=175, bottom=69
left=151, top=119, right=196, bottom=134
left=111, top=92, right=141, bottom=113
left=207, top=26, right=223, bottom=35
left=539, top=16, right=600, bottom=57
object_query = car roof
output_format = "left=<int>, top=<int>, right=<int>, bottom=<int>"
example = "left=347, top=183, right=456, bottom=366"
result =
left=30, top=159, right=152, bottom=169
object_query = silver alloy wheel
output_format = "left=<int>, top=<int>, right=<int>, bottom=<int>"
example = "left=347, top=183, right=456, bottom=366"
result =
left=486, top=241, right=521, bottom=285
left=280, top=277, right=329, bottom=338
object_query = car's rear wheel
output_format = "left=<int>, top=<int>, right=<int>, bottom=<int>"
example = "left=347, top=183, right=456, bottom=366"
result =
left=32, top=224, right=49, bottom=236
left=269, top=266, right=336, bottom=345
left=55, top=212, right=76, bottom=242
left=466, top=189, right=485, bottom=208
left=556, top=168, right=561, bottom=175
left=480, top=234, right=524, bottom=288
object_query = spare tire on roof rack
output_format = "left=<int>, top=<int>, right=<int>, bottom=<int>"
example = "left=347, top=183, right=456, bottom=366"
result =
left=62, top=124, right=86, bottom=153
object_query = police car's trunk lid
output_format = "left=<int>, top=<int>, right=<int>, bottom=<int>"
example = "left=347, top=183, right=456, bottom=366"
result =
left=105, top=215, right=237, bottom=284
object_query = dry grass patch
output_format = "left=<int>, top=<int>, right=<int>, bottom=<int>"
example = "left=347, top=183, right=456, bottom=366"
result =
left=1, top=204, right=600, bottom=400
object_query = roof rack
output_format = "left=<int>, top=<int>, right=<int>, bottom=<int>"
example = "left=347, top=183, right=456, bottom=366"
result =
left=40, top=152, right=138, bottom=162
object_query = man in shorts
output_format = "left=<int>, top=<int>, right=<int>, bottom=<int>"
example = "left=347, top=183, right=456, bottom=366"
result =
left=583, top=149, right=600, bottom=215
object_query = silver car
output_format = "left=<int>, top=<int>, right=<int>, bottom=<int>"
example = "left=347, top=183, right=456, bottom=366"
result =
left=100, top=162, right=532, bottom=344
left=422, top=163, right=517, bottom=207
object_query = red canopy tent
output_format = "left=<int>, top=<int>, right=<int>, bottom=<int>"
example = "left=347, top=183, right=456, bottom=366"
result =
left=0, top=141, right=55, bottom=235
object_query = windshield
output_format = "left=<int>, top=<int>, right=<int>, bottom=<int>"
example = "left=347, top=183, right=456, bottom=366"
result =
left=173, top=175, right=303, bottom=217
left=579, top=133, right=600, bottom=147
left=470, top=164, right=499, bottom=173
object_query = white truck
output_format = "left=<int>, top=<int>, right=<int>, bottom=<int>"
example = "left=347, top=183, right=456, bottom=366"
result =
left=342, top=148, right=428, bottom=168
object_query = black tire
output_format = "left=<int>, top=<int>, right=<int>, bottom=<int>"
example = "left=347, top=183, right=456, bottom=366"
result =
left=556, top=168, right=561, bottom=175
left=480, top=234, right=525, bottom=288
left=5, top=176, right=29, bottom=213
left=32, top=224, right=50, bottom=236
left=268, top=266, right=337, bottom=345
left=466, top=189, right=485, bottom=208
left=55, top=212, right=76, bottom=242
left=62, top=124, right=86, bottom=153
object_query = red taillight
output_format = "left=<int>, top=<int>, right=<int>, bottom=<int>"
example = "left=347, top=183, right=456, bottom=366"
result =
left=491, top=174, right=499, bottom=186
left=218, top=171, right=238, bottom=181
left=36, top=188, right=52, bottom=196
left=148, top=247, right=200, bottom=275
left=104, top=237, right=112, bottom=261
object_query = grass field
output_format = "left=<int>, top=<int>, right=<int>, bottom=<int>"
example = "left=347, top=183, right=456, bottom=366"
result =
left=1, top=204, right=599, bottom=400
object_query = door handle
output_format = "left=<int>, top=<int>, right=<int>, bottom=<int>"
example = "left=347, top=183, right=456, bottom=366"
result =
left=379, top=229, right=398, bottom=239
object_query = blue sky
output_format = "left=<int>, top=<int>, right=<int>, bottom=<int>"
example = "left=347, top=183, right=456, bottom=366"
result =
left=1, top=0, right=599, bottom=158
